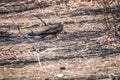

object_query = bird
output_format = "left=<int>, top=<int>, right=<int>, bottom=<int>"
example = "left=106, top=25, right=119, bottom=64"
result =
left=28, top=22, right=64, bottom=38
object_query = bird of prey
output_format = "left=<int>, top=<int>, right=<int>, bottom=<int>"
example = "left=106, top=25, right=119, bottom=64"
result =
left=28, top=22, right=64, bottom=38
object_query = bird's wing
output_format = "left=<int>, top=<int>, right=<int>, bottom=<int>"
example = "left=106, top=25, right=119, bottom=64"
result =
left=39, top=24, right=63, bottom=35
left=39, top=27, right=58, bottom=35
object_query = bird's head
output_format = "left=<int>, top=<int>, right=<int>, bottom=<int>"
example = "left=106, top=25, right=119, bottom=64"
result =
left=58, top=22, right=64, bottom=28
left=60, top=22, right=68, bottom=34
left=60, top=22, right=64, bottom=25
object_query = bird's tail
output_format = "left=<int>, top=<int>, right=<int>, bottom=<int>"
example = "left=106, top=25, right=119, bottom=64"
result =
left=28, top=32, right=47, bottom=38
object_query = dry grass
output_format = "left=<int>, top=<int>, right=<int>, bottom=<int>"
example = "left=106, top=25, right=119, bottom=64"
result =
left=0, top=0, right=120, bottom=80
